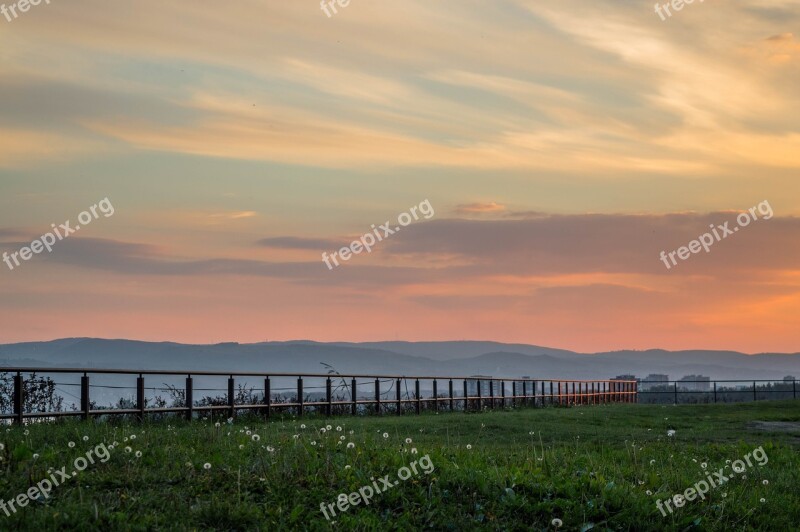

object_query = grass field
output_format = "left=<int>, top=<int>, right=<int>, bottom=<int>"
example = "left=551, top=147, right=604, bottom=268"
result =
left=1, top=400, right=799, bottom=531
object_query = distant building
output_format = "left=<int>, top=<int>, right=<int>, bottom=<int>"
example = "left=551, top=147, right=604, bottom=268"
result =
left=641, top=374, right=669, bottom=390
left=784, top=376, right=796, bottom=383
left=611, top=374, right=637, bottom=381
left=678, top=375, right=710, bottom=391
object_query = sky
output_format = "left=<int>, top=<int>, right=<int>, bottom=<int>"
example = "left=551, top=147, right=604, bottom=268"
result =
left=1, top=0, right=799, bottom=353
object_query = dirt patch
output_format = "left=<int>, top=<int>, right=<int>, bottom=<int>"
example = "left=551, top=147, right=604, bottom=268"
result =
left=747, top=421, right=800, bottom=433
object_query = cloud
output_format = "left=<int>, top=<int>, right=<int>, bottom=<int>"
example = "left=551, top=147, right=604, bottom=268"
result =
left=257, top=236, right=339, bottom=250
left=455, top=202, right=506, bottom=215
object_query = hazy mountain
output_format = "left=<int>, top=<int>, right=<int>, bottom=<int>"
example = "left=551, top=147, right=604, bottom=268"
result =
left=0, top=338, right=798, bottom=381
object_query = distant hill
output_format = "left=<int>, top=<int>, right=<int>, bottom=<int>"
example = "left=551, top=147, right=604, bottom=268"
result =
left=1, top=338, right=798, bottom=381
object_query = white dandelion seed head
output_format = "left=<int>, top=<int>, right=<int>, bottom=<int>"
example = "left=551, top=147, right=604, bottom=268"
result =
left=32, top=453, right=39, bottom=459
left=382, top=432, right=389, bottom=439
left=320, top=428, right=327, bottom=433
left=405, top=438, right=412, bottom=444
left=551, top=518, right=563, bottom=528
left=252, top=434, right=260, bottom=442
left=344, top=465, right=351, bottom=469
left=349, top=430, right=354, bottom=435
left=340, top=436, right=345, bottom=441
left=0, top=443, right=4, bottom=451
left=311, top=441, right=317, bottom=446
left=347, top=442, right=355, bottom=449
left=214, top=422, right=221, bottom=428
left=646, top=490, right=652, bottom=495
left=130, top=435, right=136, bottom=440
left=762, top=479, right=769, bottom=485
left=326, top=425, right=332, bottom=431
left=203, top=463, right=211, bottom=470
left=68, top=441, right=75, bottom=448
left=650, top=459, right=655, bottom=465
left=23, top=430, right=29, bottom=436
left=336, top=426, right=342, bottom=432
left=466, top=444, right=472, bottom=450
left=667, top=430, right=676, bottom=437
left=239, top=444, right=244, bottom=450
left=701, top=463, right=707, bottom=469
left=125, top=446, right=132, bottom=453
left=267, top=446, right=275, bottom=452
left=760, top=498, right=766, bottom=503
left=411, top=448, right=418, bottom=454
left=82, top=436, right=89, bottom=441
left=300, top=424, right=306, bottom=429
left=135, top=451, right=142, bottom=458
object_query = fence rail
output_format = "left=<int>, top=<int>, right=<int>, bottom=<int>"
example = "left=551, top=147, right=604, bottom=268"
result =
left=0, top=368, right=638, bottom=423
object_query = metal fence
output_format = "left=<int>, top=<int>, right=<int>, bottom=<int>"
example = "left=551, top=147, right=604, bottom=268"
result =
left=0, top=368, right=638, bottom=423
left=637, top=379, right=798, bottom=404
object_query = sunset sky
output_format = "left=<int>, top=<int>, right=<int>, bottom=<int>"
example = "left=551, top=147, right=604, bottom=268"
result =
left=1, top=0, right=799, bottom=353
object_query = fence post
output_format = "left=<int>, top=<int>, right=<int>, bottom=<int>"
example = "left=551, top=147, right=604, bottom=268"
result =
left=549, top=382, right=553, bottom=406
left=521, top=381, right=526, bottom=407
left=396, top=378, right=402, bottom=416
left=228, top=376, right=236, bottom=419
left=449, top=379, right=454, bottom=412
left=477, top=380, right=482, bottom=410
left=136, top=375, right=145, bottom=422
left=753, top=381, right=757, bottom=402
left=296, top=377, right=303, bottom=417
left=81, top=373, right=90, bottom=421
left=351, top=378, right=357, bottom=416
left=185, top=375, right=193, bottom=421
left=432, top=380, right=438, bottom=412
left=13, top=372, right=23, bottom=425
left=558, top=382, right=562, bottom=406
left=374, top=378, right=381, bottom=415
left=674, top=382, right=678, bottom=405
left=591, top=382, right=595, bottom=405
left=264, top=377, right=271, bottom=419
left=326, top=377, right=332, bottom=417
left=501, top=381, right=506, bottom=408
left=415, top=379, right=421, bottom=415
left=463, top=380, right=468, bottom=412
left=794, top=379, right=797, bottom=399
left=713, top=382, right=717, bottom=403
left=512, top=381, right=516, bottom=408
left=489, top=380, right=494, bottom=409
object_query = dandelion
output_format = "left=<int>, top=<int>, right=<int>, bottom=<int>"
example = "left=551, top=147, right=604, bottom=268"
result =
left=726, top=459, right=731, bottom=464
left=0, top=443, right=4, bottom=451
left=227, top=418, right=233, bottom=424
left=293, top=434, right=300, bottom=440
left=311, top=441, right=317, bottom=446
left=405, top=438, right=413, bottom=444
left=82, top=436, right=89, bottom=442
left=760, top=498, right=766, bottom=503
left=650, top=459, right=655, bottom=465
left=300, top=424, right=306, bottom=429
left=722, top=492, right=727, bottom=498
left=382, top=432, right=389, bottom=439
left=23, top=430, right=29, bottom=436
left=246, top=430, right=252, bottom=436
left=551, top=518, right=563, bottom=528
left=529, top=431, right=535, bottom=435
left=692, top=459, right=697, bottom=463
left=68, top=441, right=75, bottom=448
left=344, top=465, right=351, bottom=469
left=762, top=479, right=769, bottom=485
left=337, top=441, right=342, bottom=446
left=214, top=422, right=220, bottom=427
left=320, top=428, right=327, bottom=433
left=336, top=426, right=342, bottom=432
left=326, top=425, right=332, bottom=431
left=125, top=446, right=132, bottom=453
left=347, top=442, right=355, bottom=449
left=185, top=462, right=192, bottom=467
left=203, top=463, right=211, bottom=470
left=339, top=436, right=345, bottom=441
left=124, top=437, right=129, bottom=443
left=742, top=474, right=747, bottom=480
left=411, top=448, right=418, bottom=454
left=32, top=453, right=39, bottom=459
left=466, top=444, right=472, bottom=450
left=130, top=435, right=136, bottom=441
left=349, top=430, right=354, bottom=435
left=135, top=451, right=142, bottom=458
left=250, top=434, right=260, bottom=442
left=701, top=462, right=707, bottom=469
left=113, top=441, right=118, bottom=446
left=108, top=445, right=114, bottom=451
left=646, top=490, right=652, bottom=496
left=267, top=446, right=275, bottom=452
left=239, top=444, right=245, bottom=450
left=667, top=430, right=676, bottom=437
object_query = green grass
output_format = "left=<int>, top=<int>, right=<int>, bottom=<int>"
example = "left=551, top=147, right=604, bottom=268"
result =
left=1, top=400, right=799, bottom=531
